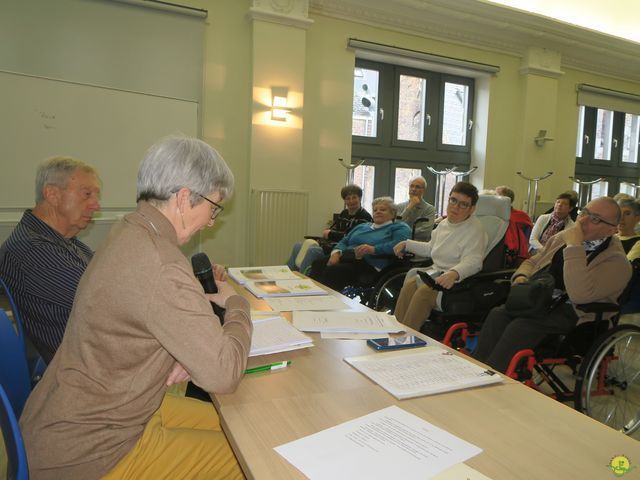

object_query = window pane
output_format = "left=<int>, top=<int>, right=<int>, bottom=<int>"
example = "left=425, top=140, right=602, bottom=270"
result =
left=393, top=168, right=422, bottom=204
left=622, top=113, right=640, bottom=164
left=353, top=164, right=375, bottom=212
left=619, top=182, right=637, bottom=197
left=594, top=109, right=614, bottom=160
left=576, top=106, right=585, bottom=158
left=439, top=173, right=459, bottom=216
left=352, top=68, right=379, bottom=138
left=442, top=82, right=469, bottom=146
left=397, top=75, right=426, bottom=142
left=590, top=180, right=609, bottom=199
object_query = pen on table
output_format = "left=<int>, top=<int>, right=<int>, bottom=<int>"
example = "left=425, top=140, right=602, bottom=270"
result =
left=245, top=360, right=292, bottom=374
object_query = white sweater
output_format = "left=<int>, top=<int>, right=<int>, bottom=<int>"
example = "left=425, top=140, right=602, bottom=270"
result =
left=405, top=215, right=487, bottom=281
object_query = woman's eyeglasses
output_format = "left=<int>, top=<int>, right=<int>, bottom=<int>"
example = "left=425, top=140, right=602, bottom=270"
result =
left=578, top=208, right=617, bottom=227
left=197, top=194, right=224, bottom=221
left=448, top=196, right=471, bottom=209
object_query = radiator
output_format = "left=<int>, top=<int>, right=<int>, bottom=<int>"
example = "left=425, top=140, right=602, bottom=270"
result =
left=249, top=189, right=309, bottom=266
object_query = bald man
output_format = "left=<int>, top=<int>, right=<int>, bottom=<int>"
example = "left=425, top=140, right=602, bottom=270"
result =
left=473, top=197, right=631, bottom=373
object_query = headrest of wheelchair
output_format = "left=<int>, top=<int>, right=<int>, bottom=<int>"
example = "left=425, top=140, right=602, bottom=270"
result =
left=474, top=195, right=511, bottom=221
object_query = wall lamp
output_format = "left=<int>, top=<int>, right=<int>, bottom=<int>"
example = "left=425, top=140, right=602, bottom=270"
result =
left=271, top=87, right=289, bottom=121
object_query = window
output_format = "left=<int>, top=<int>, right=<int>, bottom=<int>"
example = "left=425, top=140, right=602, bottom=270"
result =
left=574, top=105, right=640, bottom=202
left=351, top=60, right=474, bottom=209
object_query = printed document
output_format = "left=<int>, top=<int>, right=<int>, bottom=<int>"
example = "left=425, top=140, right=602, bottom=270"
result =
left=265, top=295, right=348, bottom=312
left=250, top=316, right=313, bottom=357
left=344, top=347, right=503, bottom=399
left=244, top=279, right=328, bottom=298
left=293, top=311, right=405, bottom=334
left=228, top=265, right=299, bottom=284
left=274, top=405, right=482, bottom=480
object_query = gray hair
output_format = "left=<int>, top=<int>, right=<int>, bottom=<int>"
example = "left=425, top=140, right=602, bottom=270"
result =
left=35, top=156, right=98, bottom=204
left=136, top=135, right=234, bottom=206
left=371, top=196, right=398, bottom=218
left=409, top=176, right=427, bottom=188
left=618, top=198, right=640, bottom=216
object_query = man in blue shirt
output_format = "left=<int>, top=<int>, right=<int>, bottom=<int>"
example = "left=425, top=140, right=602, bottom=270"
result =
left=0, top=157, right=101, bottom=363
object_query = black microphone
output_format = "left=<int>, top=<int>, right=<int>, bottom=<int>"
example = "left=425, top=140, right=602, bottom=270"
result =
left=191, top=252, right=225, bottom=324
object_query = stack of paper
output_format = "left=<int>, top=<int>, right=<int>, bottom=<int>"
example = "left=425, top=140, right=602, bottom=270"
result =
left=292, top=311, right=405, bottom=334
left=244, top=279, right=328, bottom=298
left=228, top=265, right=299, bottom=284
left=344, top=346, right=503, bottom=399
left=250, top=315, right=313, bottom=357
left=264, top=295, right=349, bottom=312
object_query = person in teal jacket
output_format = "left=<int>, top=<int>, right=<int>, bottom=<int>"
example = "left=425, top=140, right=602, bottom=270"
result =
left=310, top=197, right=411, bottom=292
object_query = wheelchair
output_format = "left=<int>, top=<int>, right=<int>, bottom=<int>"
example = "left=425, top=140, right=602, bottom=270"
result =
left=444, top=258, right=640, bottom=435
left=337, top=217, right=433, bottom=305
left=367, top=195, right=516, bottom=339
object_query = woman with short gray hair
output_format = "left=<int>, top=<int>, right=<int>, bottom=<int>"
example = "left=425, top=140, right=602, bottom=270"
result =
left=20, top=135, right=250, bottom=479
left=310, top=196, right=411, bottom=292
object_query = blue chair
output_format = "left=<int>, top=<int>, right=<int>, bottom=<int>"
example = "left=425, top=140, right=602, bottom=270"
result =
left=0, top=277, right=46, bottom=385
left=0, top=383, right=29, bottom=480
left=0, top=308, right=31, bottom=417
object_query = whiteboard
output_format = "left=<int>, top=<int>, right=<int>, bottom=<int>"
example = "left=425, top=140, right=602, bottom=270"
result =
left=0, top=71, right=198, bottom=209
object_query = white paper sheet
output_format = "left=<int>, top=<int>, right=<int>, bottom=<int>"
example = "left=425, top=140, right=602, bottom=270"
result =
left=228, top=265, right=299, bottom=284
left=245, top=279, right=328, bottom=298
left=344, top=347, right=503, bottom=399
left=274, top=405, right=482, bottom=480
left=432, top=463, right=493, bottom=480
left=293, top=311, right=405, bottom=334
left=265, top=295, right=348, bottom=312
left=250, top=316, right=313, bottom=357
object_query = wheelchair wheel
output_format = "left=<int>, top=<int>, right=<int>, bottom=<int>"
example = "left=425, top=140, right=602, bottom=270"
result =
left=367, top=267, right=408, bottom=313
left=574, top=324, right=640, bottom=435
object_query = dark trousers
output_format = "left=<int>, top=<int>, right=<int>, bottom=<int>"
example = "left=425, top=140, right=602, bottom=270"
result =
left=472, top=303, right=579, bottom=373
left=310, top=258, right=379, bottom=292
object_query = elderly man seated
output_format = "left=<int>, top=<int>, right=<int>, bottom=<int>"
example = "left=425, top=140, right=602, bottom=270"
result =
left=0, top=156, right=101, bottom=364
left=473, top=197, right=631, bottom=373
left=396, top=176, right=436, bottom=242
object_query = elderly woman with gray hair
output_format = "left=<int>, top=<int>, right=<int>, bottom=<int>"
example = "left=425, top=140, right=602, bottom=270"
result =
left=310, top=196, right=411, bottom=292
left=20, top=136, right=251, bottom=479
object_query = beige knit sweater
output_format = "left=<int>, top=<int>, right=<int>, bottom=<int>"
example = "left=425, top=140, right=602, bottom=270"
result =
left=20, top=201, right=252, bottom=479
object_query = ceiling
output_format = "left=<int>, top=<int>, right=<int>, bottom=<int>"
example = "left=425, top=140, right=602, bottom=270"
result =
left=309, top=0, right=640, bottom=84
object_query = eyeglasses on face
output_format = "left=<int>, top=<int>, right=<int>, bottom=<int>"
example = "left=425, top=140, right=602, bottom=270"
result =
left=448, top=196, right=471, bottom=209
left=197, top=194, right=224, bottom=221
left=578, top=208, right=617, bottom=227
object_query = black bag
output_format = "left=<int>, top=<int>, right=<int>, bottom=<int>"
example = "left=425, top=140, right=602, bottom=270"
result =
left=504, top=270, right=556, bottom=317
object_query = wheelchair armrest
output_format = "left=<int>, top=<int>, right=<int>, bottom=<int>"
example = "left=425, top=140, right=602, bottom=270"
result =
left=576, top=302, right=620, bottom=314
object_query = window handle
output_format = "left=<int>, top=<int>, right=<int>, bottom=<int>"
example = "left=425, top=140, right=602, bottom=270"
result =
left=468, top=119, right=473, bottom=131
left=584, top=134, right=590, bottom=145
left=426, top=114, right=431, bottom=126
left=379, top=108, right=384, bottom=120
left=613, top=138, right=618, bottom=148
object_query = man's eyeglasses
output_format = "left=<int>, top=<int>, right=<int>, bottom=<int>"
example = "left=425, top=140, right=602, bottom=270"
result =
left=197, top=194, right=224, bottom=221
left=448, top=196, right=471, bottom=209
left=578, top=208, right=617, bottom=227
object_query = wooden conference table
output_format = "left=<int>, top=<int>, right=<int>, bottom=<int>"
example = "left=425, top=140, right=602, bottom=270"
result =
left=212, top=280, right=640, bottom=480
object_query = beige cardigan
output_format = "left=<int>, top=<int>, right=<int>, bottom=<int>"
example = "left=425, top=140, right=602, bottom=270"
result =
left=20, top=202, right=252, bottom=479
left=513, top=231, right=631, bottom=323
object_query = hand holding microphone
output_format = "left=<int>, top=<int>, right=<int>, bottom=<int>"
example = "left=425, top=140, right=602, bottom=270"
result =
left=191, top=252, right=227, bottom=324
